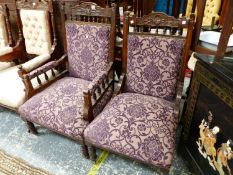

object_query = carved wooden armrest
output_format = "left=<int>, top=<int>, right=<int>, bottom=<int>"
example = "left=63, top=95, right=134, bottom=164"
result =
left=113, top=73, right=126, bottom=97
left=20, top=54, right=68, bottom=100
left=24, top=54, right=67, bottom=79
left=83, top=62, right=114, bottom=122
left=174, top=81, right=183, bottom=117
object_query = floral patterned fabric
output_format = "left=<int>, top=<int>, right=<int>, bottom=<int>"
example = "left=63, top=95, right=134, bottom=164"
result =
left=65, top=22, right=110, bottom=81
left=84, top=93, right=178, bottom=169
left=19, top=77, right=112, bottom=142
left=126, top=34, right=185, bottom=101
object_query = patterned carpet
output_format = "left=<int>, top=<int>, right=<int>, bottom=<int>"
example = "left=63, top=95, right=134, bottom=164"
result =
left=0, top=150, right=51, bottom=175
left=0, top=106, right=194, bottom=175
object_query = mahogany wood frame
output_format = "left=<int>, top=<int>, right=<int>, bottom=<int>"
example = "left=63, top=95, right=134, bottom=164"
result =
left=21, top=1, right=116, bottom=159
left=0, top=2, right=25, bottom=64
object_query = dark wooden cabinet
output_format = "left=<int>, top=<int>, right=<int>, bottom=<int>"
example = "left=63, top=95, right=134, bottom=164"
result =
left=181, top=53, right=233, bottom=175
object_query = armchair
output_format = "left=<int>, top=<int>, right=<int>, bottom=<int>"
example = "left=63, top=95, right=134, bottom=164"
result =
left=0, top=0, right=58, bottom=110
left=0, top=3, right=24, bottom=71
left=18, top=2, right=116, bottom=158
left=84, top=12, right=195, bottom=171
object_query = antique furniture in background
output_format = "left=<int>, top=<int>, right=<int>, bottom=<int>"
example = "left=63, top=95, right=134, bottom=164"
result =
left=18, top=2, right=116, bottom=159
left=0, top=0, right=59, bottom=110
left=0, top=3, right=24, bottom=71
left=183, top=0, right=221, bottom=26
left=181, top=53, right=233, bottom=175
left=191, top=0, right=233, bottom=57
left=84, top=11, right=195, bottom=171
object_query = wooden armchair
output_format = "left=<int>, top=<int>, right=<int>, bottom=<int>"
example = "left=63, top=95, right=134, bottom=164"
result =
left=84, top=12, right=194, bottom=171
left=0, top=0, right=58, bottom=110
left=18, top=2, right=116, bottom=158
left=0, top=3, right=24, bottom=71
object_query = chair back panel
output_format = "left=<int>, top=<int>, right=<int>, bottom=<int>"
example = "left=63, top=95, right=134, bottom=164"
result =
left=126, top=34, right=185, bottom=101
left=20, top=9, right=51, bottom=55
left=185, top=0, right=221, bottom=26
left=203, top=0, right=221, bottom=26
left=66, top=22, right=110, bottom=81
left=0, top=13, right=8, bottom=48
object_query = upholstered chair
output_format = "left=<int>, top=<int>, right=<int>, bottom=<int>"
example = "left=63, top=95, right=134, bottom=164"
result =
left=0, top=3, right=24, bottom=71
left=18, top=2, right=116, bottom=158
left=84, top=12, right=195, bottom=171
left=185, top=0, right=221, bottom=26
left=0, top=0, right=58, bottom=110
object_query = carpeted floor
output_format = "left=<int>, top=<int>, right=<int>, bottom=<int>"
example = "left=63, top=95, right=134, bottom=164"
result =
left=0, top=106, right=194, bottom=175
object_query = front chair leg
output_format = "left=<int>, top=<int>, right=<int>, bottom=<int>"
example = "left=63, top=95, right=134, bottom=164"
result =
left=81, top=145, right=90, bottom=159
left=26, top=121, right=38, bottom=135
left=88, top=146, right=97, bottom=161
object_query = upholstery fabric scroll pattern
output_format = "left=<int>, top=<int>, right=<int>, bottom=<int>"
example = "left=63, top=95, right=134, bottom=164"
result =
left=19, top=77, right=90, bottom=141
left=126, top=34, right=185, bottom=101
left=65, top=22, right=110, bottom=81
left=84, top=93, right=178, bottom=169
left=19, top=77, right=113, bottom=141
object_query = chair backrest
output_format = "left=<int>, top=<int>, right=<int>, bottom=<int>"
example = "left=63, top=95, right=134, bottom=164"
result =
left=16, top=0, right=57, bottom=56
left=61, top=2, right=116, bottom=81
left=122, top=12, right=194, bottom=101
left=0, top=4, right=14, bottom=48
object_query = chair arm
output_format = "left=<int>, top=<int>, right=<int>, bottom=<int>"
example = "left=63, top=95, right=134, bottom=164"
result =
left=174, top=81, right=183, bottom=117
left=83, top=62, right=114, bottom=122
left=25, top=54, right=67, bottom=80
left=20, top=54, right=68, bottom=100
left=113, top=73, right=126, bottom=97
left=20, top=54, right=51, bottom=73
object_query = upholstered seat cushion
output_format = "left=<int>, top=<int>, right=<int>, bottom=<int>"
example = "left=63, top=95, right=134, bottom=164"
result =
left=19, top=77, right=113, bottom=141
left=0, top=65, right=57, bottom=109
left=19, top=77, right=90, bottom=141
left=84, top=93, right=178, bottom=169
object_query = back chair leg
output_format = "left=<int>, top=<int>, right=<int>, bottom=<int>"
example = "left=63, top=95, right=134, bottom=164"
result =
left=26, top=121, right=38, bottom=135
left=88, top=146, right=97, bottom=161
left=81, top=145, right=90, bottom=159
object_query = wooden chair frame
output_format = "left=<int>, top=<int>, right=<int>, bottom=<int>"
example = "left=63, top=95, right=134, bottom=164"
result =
left=20, top=1, right=116, bottom=158
left=0, top=3, right=25, bottom=65
left=85, top=12, right=195, bottom=169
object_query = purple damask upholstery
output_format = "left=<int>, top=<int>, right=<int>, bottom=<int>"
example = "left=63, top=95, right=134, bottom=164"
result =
left=84, top=93, right=178, bottom=169
left=19, top=77, right=112, bottom=142
left=126, top=34, right=185, bottom=101
left=65, top=22, right=110, bottom=81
